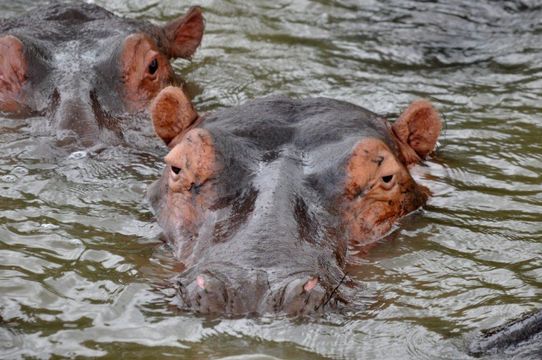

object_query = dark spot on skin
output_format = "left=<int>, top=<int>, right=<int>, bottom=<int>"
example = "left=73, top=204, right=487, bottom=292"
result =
left=261, top=150, right=280, bottom=163
left=90, top=90, right=122, bottom=135
left=50, top=88, right=61, bottom=115
left=295, top=196, right=318, bottom=244
left=212, top=188, right=258, bottom=243
left=190, top=183, right=200, bottom=194
left=354, top=188, right=364, bottom=198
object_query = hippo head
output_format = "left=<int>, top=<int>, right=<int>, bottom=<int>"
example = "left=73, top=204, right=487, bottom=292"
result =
left=148, top=87, right=442, bottom=316
left=0, top=3, right=204, bottom=147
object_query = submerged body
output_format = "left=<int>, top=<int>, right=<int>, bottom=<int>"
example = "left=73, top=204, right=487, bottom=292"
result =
left=469, top=309, right=542, bottom=358
left=0, top=2, right=204, bottom=148
left=148, top=87, right=442, bottom=316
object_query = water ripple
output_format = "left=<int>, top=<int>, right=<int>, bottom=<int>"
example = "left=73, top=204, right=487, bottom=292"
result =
left=1, top=0, right=541, bottom=358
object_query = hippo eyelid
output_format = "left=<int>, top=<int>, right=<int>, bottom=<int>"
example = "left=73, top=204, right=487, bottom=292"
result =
left=171, top=166, right=181, bottom=175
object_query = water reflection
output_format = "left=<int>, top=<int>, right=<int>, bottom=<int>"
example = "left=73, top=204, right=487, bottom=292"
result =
left=1, top=0, right=541, bottom=359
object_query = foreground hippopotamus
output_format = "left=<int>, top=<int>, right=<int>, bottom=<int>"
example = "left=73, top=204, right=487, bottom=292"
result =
left=148, top=87, right=442, bottom=316
left=0, top=2, right=204, bottom=147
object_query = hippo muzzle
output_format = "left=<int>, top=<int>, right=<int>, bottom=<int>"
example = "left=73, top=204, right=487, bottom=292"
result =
left=176, top=266, right=338, bottom=316
left=152, top=148, right=350, bottom=316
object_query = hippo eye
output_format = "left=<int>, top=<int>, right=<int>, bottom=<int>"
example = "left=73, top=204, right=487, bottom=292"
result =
left=171, top=166, right=181, bottom=175
left=382, top=175, right=393, bottom=183
left=148, top=58, right=159, bottom=75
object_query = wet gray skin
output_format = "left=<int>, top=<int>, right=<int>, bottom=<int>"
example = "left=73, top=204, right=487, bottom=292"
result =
left=469, top=309, right=542, bottom=358
left=148, top=96, right=432, bottom=316
left=0, top=2, right=204, bottom=149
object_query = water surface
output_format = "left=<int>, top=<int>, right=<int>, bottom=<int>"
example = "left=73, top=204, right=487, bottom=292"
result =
left=1, top=0, right=541, bottom=359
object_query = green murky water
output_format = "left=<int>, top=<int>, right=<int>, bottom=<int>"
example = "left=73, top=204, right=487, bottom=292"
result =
left=1, top=0, right=541, bottom=359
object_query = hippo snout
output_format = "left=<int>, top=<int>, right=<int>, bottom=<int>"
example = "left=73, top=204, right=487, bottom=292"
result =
left=175, top=268, right=333, bottom=316
left=54, top=94, right=100, bottom=146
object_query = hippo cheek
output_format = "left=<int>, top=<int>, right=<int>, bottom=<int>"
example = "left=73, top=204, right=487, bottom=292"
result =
left=342, top=138, right=429, bottom=243
left=0, top=35, right=27, bottom=112
left=120, top=34, right=173, bottom=112
left=164, top=128, right=221, bottom=193
left=158, top=128, right=222, bottom=238
left=163, top=192, right=201, bottom=236
left=345, top=188, right=415, bottom=244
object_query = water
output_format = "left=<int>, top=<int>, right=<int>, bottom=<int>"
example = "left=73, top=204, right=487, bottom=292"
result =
left=1, top=0, right=541, bottom=358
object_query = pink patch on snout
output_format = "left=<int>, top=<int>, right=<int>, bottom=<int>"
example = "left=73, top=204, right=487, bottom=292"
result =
left=303, top=277, right=319, bottom=292
left=196, top=275, right=205, bottom=289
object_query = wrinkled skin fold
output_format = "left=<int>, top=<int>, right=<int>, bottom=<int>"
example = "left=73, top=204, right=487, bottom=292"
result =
left=0, top=2, right=204, bottom=148
left=148, top=86, right=442, bottom=316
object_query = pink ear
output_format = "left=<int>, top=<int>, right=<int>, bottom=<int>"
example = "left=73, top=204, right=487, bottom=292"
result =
left=150, top=86, right=199, bottom=147
left=392, top=99, right=442, bottom=163
left=163, top=6, right=205, bottom=59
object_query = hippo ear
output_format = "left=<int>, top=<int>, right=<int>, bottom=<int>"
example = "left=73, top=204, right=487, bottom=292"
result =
left=392, top=99, right=442, bottom=164
left=163, top=6, right=205, bottom=59
left=0, top=35, right=27, bottom=111
left=150, top=86, right=199, bottom=147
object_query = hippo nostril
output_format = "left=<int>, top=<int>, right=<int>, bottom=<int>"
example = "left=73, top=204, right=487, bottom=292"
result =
left=276, top=276, right=328, bottom=316
left=196, top=274, right=205, bottom=289
left=303, top=276, right=319, bottom=292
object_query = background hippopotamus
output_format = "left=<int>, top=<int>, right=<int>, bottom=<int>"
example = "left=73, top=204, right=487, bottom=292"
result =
left=147, top=86, right=442, bottom=316
left=0, top=2, right=204, bottom=147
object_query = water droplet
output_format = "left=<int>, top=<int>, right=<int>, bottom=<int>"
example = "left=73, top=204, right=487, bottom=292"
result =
left=40, top=223, right=59, bottom=230
left=0, top=174, right=17, bottom=183
left=11, top=166, right=28, bottom=177
left=68, top=151, right=88, bottom=160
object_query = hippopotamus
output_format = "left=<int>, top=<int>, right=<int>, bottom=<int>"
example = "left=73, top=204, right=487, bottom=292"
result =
left=147, top=86, right=442, bottom=316
left=0, top=2, right=204, bottom=147
left=469, top=309, right=542, bottom=357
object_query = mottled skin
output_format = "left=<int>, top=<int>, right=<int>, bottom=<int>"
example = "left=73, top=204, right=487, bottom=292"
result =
left=469, top=309, right=542, bottom=357
left=148, top=87, right=442, bottom=316
left=0, top=2, right=204, bottom=147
